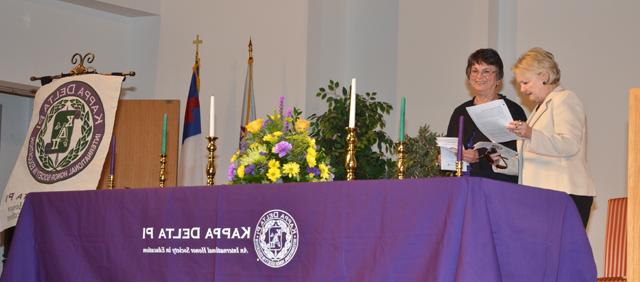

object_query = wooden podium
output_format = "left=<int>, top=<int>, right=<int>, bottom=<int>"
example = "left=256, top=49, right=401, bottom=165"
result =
left=97, top=100, right=180, bottom=189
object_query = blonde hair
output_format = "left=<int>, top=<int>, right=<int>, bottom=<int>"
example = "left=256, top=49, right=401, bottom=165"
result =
left=513, top=47, right=561, bottom=85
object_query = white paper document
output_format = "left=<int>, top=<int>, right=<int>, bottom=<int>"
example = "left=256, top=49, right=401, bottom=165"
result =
left=465, top=99, right=518, bottom=143
left=436, top=137, right=468, bottom=172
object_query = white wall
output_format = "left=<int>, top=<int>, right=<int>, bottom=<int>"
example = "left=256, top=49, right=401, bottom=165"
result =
left=306, top=0, right=398, bottom=134
left=0, top=0, right=153, bottom=92
left=1, top=0, right=637, bottom=275
left=152, top=0, right=308, bottom=184
left=305, top=0, right=347, bottom=115
left=397, top=0, right=490, bottom=134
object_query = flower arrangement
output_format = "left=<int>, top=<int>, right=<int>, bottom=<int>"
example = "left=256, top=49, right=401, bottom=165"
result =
left=228, top=97, right=334, bottom=184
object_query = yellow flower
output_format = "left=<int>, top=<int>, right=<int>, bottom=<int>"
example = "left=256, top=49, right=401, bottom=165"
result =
left=273, top=131, right=283, bottom=137
left=282, top=162, right=300, bottom=178
left=306, top=147, right=317, bottom=167
left=237, top=164, right=245, bottom=179
left=245, top=118, right=264, bottom=134
left=268, top=159, right=280, bottom=169
left=263, top=134, right=278, bottom=143
left=295, top=119, right=311, bottom=132
left=319, top=163, right=330, bottom=180
left=241, top=144, right=266, bottom=166
left=267, top=167, right=281, bottom=182
left=268, top=114, right=281, bottom=121
left=230, top=151, right=240, bottom=162
left=307, top=137, right=316, bottom=149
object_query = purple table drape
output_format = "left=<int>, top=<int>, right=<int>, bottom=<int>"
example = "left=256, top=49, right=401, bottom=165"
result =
left=0, top=177, right=596, bottom=281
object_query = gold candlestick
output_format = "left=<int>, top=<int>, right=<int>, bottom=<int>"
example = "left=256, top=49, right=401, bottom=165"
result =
left=396, top=141, right=407, bottom=179
left=455, top=161, right=463, bottom=177
left=206, top=136, right=218, bottom=185
left=159, top=154, right=167, bottom=187
left=108, top=174, right=114, bottom=189
left=345, top=127, right=357, bottom=181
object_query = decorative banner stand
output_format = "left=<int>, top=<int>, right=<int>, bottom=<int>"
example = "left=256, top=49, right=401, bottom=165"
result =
left=30, top=53, right=135, bottom=190
left=31, top=53, right=135, bottom=84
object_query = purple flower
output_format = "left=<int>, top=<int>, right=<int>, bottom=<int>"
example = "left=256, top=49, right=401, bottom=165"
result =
left=307, top=167, right=320, bottom=176
left=259, top=151, right=267, bottom=156
left=283, top=107, right=293, bottom=132
left=273, top=141, right=292, bottom=157
left=245, top=164, right=256, bottom=175
left=227, top=163, right=237, bottom=181
left=279, top=96, right=285, bottom=119
left=239, top=141, right=248, bottom=153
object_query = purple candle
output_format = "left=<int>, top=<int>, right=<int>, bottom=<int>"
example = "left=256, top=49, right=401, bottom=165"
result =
left=457, top=116, right=464, bottom=161
left=109, top=135, right=116, bottom=176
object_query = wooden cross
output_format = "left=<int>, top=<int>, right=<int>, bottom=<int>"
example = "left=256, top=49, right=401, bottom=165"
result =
left=193, top=34, right=203, bottom=60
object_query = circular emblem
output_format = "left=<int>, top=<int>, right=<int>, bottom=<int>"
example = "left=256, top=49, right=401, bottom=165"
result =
left=254, top=209, right=299, bottom=268
left=26, top=80, right=105, bottom=184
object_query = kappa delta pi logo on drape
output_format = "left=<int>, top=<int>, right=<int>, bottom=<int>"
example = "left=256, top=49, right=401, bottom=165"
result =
left=0, top=74, right=122, bottom=231
left=26, top=80, right=106, bottom=183
left=254, top=209, right=299, bottom=268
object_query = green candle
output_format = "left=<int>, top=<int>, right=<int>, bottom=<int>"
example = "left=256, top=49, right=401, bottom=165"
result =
left=399, top=97, right=406, bottom=142
left=161, top=113, right=167, bottom=155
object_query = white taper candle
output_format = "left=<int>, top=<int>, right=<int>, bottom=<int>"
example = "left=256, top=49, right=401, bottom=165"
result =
left=349, top=78, right=356, bottom=128
left=210, top=96, right=215, bottom=136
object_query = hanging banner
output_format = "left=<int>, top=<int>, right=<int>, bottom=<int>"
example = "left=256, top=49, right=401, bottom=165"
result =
left=0, top=74, right=123, bottom=231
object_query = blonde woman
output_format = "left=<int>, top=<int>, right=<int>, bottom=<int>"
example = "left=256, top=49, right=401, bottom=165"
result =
left=492, top=47, right=595, bottom=227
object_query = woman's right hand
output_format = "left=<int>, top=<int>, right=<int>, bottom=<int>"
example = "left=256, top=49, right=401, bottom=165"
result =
left=462, top=148, right=480, bottom=163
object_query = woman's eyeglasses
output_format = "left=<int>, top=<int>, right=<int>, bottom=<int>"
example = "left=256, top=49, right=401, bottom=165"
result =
left=470, top=69, right=496, bottom=78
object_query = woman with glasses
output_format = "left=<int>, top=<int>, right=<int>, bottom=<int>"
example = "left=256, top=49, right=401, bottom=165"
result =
left=491, top=47, right=595, bottom=227
left=446, top=48, right=527, bottom=183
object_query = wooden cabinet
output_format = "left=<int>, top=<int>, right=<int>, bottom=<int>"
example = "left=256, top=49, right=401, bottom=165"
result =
left=97, top=100, right=180, bottom=189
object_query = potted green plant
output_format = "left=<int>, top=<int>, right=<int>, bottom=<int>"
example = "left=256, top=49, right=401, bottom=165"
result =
left=309, top=80, right=394, bottom=180
left=386, top=125, right=444, bottom=178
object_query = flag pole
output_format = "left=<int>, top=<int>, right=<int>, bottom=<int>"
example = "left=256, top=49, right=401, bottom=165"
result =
left=245, top=38, right=254, bottom=127
left=239, top=38, right=257, bottom=149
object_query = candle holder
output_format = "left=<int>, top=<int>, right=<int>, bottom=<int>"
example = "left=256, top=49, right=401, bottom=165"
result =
left=455, top=161, right=463, bottom=177
left=108, top=174, right=114, bottom=189
left=345, top=127, right=357, bottom=181
left=159, top=154, right=167, bottom=188
left=396, top=141, right=407, bottom=179
left=206, top=136, right=218, bottom=185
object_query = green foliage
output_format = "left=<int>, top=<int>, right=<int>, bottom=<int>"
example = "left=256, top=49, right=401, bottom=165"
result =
left=309, top=80, right=394, bottom=180
left=386, top=125, right=444, bottom=179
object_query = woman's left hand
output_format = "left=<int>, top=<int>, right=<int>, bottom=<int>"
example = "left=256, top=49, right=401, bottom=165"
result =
left=507, top=120, right=531, bottom=139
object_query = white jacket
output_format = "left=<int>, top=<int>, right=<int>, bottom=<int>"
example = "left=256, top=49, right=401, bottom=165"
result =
left=494, top=86, right=596, bottom=196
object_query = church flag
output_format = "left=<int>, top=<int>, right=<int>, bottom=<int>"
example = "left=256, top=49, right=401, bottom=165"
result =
left=239, top=39, right=256, bottom=147
left=0, top=74, right=123, bottom=231
left=178, top=56, right=206, bottom=186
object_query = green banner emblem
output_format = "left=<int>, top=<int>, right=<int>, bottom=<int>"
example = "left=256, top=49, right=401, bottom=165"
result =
left=45, top=109, right=80, bottom=154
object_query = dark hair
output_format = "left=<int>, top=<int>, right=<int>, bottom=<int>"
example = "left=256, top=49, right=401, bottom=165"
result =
left=465, top=48, right=504, bottom=80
